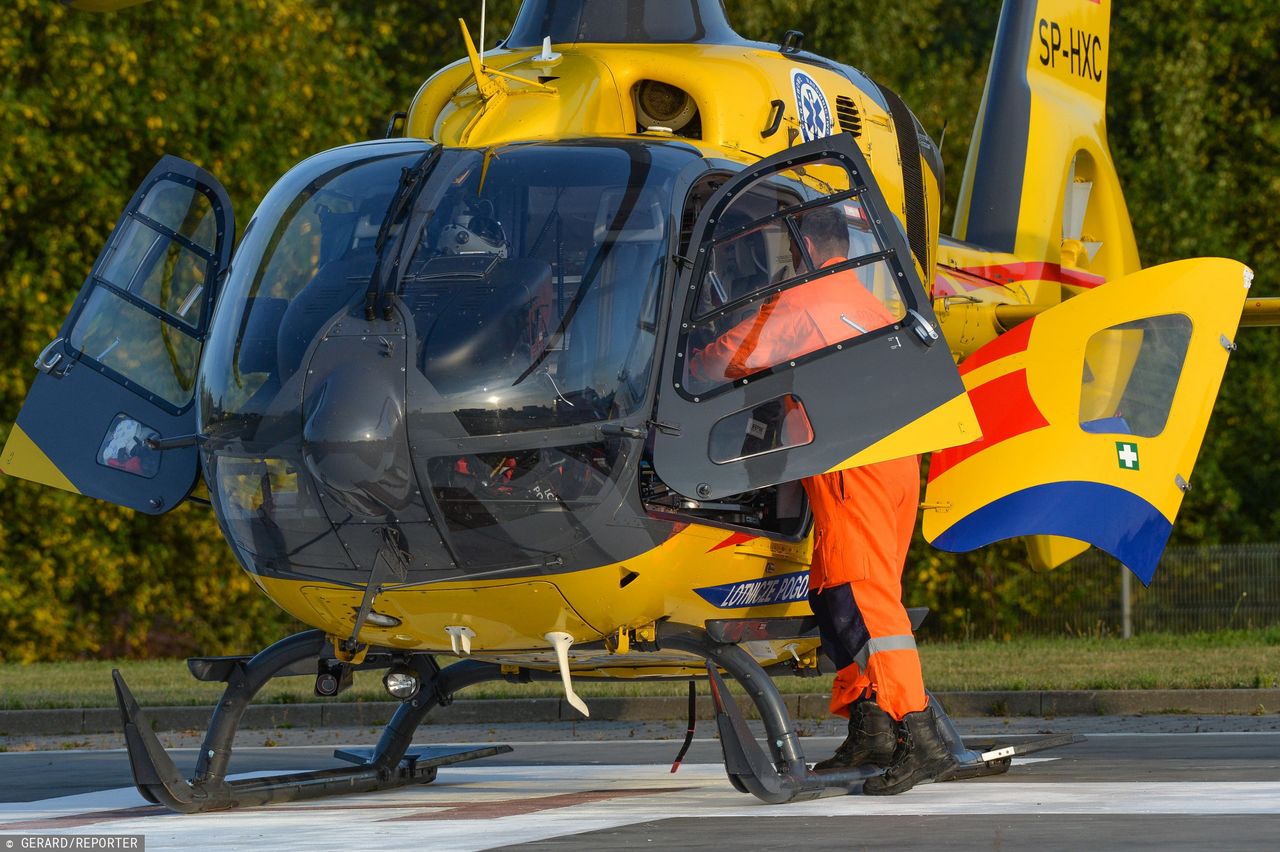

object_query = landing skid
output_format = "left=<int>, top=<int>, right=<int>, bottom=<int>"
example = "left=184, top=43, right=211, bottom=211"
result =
left=113, top=629, right=514, bottom=813
left=654, top=624, right=1083, bottom=801
left=112, top=625, right=1080, bottom=812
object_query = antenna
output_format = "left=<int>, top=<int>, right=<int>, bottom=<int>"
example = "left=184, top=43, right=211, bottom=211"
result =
left=479, top=0, right=486, bottom=66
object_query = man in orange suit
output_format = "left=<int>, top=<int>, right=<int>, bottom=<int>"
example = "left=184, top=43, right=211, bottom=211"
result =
left=688, top=204, right=955, bottom=795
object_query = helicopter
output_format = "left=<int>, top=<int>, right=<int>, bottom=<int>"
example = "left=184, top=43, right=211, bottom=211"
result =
left=1, top=0, right=1270, bottom=811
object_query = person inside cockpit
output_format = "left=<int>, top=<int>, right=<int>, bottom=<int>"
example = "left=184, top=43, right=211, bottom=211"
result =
left=432, top=197, right=510, bottom=259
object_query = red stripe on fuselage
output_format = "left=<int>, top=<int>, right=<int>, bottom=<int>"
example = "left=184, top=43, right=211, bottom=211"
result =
left=958, top=316, right=1036, bottom=377
left=933, top=265, right=1015, bottom=297
left=708, top=531, right=758, bottom=552
left=960, top=261, right=1104, bottom=290
left=928, top=368, right=1049, bottom=481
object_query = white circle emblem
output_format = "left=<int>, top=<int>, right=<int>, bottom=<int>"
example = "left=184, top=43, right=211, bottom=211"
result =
left=791, top=69, right=833, bottom=142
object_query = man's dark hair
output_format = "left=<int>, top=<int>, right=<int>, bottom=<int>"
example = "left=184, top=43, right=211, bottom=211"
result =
left=799, top=205, right=849, bottom=264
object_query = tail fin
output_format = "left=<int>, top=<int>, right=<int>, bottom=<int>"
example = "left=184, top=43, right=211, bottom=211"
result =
left=953, top=0, right=1140, bottom=283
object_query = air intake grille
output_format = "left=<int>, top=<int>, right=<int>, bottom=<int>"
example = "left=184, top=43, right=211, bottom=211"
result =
left=835, top=95, right=862, bottom=137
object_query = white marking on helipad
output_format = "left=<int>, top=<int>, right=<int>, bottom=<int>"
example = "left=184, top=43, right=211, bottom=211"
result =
left=7, top=731, right=1277, bottom=756
left=1, top=762, right=1277, bottom=852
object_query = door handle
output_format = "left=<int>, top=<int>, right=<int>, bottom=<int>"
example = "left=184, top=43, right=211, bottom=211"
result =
left=906, top=309, right=940, bottom=346
left=761, top=99, right=786, bottom=138
left=34, top=338, right=68, bottom=376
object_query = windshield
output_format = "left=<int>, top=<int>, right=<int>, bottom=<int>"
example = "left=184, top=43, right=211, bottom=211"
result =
left=396, top=142, right=692, bottom=435
left=199, top=140, right=430, bottom=435
left=199, top=139, right=697, bottom=442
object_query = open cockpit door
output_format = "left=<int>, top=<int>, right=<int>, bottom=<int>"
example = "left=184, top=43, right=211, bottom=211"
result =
left=652, top=134, right=977, bottom=500
left=924, top=258, right=1252, bottom=583
left=1, top=156, right=233, bottom=513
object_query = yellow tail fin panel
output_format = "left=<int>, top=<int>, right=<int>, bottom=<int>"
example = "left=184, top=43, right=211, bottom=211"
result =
left=924, top=258, right=1250, bottom=583
left=1024, top=534, right=1090, bottom=571
left=955, top=0, right=1139, bottom=286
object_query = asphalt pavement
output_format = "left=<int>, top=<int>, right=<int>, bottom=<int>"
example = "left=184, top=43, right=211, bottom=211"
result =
left=1, top=715, right=1277, bottom=850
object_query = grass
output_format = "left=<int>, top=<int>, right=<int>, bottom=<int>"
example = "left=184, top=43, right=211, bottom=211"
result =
left=0, top=629, right=1276, bottom=711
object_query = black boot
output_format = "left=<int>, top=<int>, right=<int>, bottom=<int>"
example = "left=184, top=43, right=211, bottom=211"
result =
left=862, top=704, right=958, bottom=795
left=813, top=697, right=896, bottom=772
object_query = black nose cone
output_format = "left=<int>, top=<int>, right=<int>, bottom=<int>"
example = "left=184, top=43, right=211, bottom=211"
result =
left=302, top=347, right=414, bottom=519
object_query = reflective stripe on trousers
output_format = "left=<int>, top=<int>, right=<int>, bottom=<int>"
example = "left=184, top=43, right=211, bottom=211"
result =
left=852, top=634, right=918, bottom=670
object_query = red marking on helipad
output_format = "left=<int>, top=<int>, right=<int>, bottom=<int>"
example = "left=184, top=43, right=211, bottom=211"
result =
left=387, top=788, right=689, bottom=821
left=1, top=804, right=170, bottom=831
left=0, top=788, right=691, bottom=830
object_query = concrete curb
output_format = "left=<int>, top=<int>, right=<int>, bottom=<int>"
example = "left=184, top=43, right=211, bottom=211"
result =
left=1, top=689, right=1276, bottom=737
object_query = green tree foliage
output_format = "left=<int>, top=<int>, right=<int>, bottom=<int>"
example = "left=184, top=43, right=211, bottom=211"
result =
left=0, top=0, right=400, bottom=661
left=0, top=0, right=1275, bottom=659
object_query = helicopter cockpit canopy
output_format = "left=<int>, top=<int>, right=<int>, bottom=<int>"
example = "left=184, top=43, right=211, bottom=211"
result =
left=199, top=138, right=702, bottom=443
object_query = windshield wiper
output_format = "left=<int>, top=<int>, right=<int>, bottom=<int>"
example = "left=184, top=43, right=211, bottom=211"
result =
left=366, top=146, right=442, bottom=319
left=375, top=147, right=441, bottom=252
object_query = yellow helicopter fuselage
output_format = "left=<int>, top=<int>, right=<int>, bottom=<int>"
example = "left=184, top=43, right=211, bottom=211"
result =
left=242, top=34, right=955, bottom=674
left=6, top=0, right=1257, bottom=681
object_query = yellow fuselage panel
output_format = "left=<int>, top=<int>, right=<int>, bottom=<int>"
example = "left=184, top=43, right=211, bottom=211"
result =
left=406, top=43, right=924, bottom=262
left=257, top=520, right=815, bottom=658
left=0, top=424, right=80, bottom=495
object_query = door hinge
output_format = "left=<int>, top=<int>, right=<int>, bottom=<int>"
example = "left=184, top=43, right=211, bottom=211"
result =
left=648, top=419, right=681, bottom=436
left=145, top=433, right=207, bottom=451
left=600, top=423, right=646, bottom=439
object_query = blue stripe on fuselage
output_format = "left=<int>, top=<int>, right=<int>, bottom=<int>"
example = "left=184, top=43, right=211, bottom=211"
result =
left=931, top=481, right=1171, bottom=585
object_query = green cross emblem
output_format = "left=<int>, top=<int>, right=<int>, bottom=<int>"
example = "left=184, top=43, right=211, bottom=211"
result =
left=1116, top=441, right=1140, bottom=471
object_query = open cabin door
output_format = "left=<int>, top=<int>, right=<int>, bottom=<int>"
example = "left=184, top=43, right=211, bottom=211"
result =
left=1, top=156, right=234, bottom=513
left=652, top=134, right=977, bottom=500
left=923, top=258, right=1251, bottom=583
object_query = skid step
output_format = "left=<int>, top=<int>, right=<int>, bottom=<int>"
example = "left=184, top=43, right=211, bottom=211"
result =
left=945, top=732, right=1084, bottom=781
left=975, top=732, right=1082, bottom=763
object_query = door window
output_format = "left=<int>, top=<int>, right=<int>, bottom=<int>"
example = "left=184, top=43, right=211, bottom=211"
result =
left=681, top=160, right=908, bottom=398
left=708, top=394, right=813, bottom=464
left=135, top=179, right=218, bottom=251
left=96, top=414, right=162, bottom=479
left=99, top=219, right=212, bottom=328
left=68, top=287, right=202, bottom=407
left=1079, top=314, right=1193, bottom=437
left=66, top=174, right=222, bottom=411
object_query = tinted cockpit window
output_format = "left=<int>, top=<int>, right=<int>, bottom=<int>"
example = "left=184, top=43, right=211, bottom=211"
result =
left=199, top=140, right=432, bottom=431
left=395, top=143, right=695, bottom=435
left=199, top=140, right=698, bottom=442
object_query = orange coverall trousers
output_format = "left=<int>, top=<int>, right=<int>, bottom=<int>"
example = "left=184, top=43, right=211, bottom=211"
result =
left=804, top=456, right=928, bottom=721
